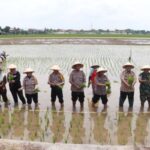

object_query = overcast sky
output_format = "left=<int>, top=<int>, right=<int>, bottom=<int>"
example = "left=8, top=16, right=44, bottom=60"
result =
left=0, top=0, right=150, bottom=30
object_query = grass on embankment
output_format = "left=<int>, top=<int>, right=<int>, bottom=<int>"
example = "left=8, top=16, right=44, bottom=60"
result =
left=1, top=34, right=150, bottom=39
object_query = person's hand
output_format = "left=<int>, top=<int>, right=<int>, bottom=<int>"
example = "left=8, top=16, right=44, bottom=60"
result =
left=34, top=85, right=38, bottom=90
left=18, top=87, right=23, bottom=91
left=75, top=84, right=80, bottom=89
left=50, top=83, right=56, bottom=86
left=98, top=83, right=106, bottom=86
left=125, top=82, right=131, bottom=88
left=11, top=80, right=15, bottom=83
left=146, top=80, right=150, bottom=84
left=131, top=83, right=135, bottom=88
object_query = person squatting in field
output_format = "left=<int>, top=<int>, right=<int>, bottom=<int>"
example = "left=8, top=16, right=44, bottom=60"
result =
left=48, top=65, right=65, bottom=108
left=69, top=61, right=86, bottom=109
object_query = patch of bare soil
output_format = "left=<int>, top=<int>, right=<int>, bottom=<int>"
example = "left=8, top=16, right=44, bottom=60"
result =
left=0, top=38, right=150, bottom=45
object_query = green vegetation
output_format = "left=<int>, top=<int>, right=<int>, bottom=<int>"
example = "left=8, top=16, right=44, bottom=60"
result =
left=128, top=76, right=134, bottom=85
left=1, top=33, right=150, bottom=39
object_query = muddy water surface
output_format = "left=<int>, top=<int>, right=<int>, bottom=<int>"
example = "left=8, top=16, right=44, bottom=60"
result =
left=0, top=44, right=149, bottom=145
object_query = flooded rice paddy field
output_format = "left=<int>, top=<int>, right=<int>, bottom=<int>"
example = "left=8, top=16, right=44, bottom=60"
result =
left=0, top=44, right=150, bottom=145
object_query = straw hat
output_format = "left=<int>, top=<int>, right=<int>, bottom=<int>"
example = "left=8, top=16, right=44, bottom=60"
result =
left=23, top=68, right=34, bottom=73
left=51, top=65, right=60, bottom=71
left=141, top=65, right=150, bottom=71
left=97, top=67, right=107, bottom=73
left=72, top=61, right=83, bottom=69
left=8, top=64, right=17, bottom=69
left=123, top=62, right=134, bottom=69
left=91, top=65, right=100, bottom=68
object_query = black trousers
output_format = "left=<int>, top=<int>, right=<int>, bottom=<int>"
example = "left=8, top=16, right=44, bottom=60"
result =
left=92, top=94, right=108, bottom=105
left=25, top=93, right=38, bottom=104
left=0, top=89, right=8, bottom=103
left=10, top=88, right=26, bottom=104
left=71, top=91, right=85, bottom=103
left=119, top=91, right=134, bottom=108
left=51, top=86, right=63, bottom=103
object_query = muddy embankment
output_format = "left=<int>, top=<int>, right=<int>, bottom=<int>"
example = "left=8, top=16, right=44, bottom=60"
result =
left=0, top=38, right=150, bottom=45
left=0, top=139, right=148, bottom=150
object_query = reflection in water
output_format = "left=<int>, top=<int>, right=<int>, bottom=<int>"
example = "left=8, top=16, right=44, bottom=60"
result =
left=69, top=112, right=85, bottom=144
left=11, top=107, right=25, bottom=139
left=27, top=108, right=41, bottom=141
left=91, top=112, right=109, bottom=144
left=117, top=112, right=133, bottom=145
left=0, top=108, right=10, bottom=138
left=92, top=113, right=109, bottom=144
left=134, top=112, right=150, bottom=145
left=1, top=45, right=150, bottom=145
left=50, top=110, right=65, bottom=143
left=0, top=105, right=150, bottom=145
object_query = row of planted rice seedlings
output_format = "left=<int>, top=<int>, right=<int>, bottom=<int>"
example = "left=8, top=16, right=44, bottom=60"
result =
left=37, top=110, right=86, bottom=144
left=6, top=47, right=125, bottom=77
left=28, top=111, right=45, bottom=142
left=7, top=57, right=52, bottom=74
left=117, top=113, right=133, bottom=145
left=68, top=113, right=85, bottom=144
left=0, top=107, right=150, bottom=144
left=109, top=57, right=126, bottom=78
left=0, top=110, right=10, bottom=138
left=134, top=113, right=150, bottom=145
left=42, top=109, right=53, bottom=142
left=105, top=57, right=117, bottom=78
left=92, top=113, right=109, bottom=144
left=35, top=109, right=70, bottom=143
left=7, top=49, right=139, bottom=78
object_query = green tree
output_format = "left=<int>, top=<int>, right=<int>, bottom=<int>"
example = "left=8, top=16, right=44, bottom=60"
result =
left=3, top=26, right=10, bottom=33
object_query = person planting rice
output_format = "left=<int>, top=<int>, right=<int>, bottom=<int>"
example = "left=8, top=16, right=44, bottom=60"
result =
left=23, top=68, right=39, bottom=107
left=119, top=62, right=136, bottom=110
left=69, top=61, right=86, bottom=109
left=7, top=64, right=26, bottom=106
left=88, top=65, right=100, bottom=95
left=48, top=65, right=65, bottom=108
left=92, top=67, right=110, bottom=108
left=139, top=65, right=150, bottom=109
left=0, top=62, right=9, bottom=106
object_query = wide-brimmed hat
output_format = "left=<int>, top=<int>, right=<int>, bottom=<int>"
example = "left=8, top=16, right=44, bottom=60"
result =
left=72, top=61, right=83, bottom=69
left=141, top=65, right=150, bottom=71
left=8, top=64, right=17, bottom=69
left=123, top=62, right=134, bottom=69
left=97, top=67, right=107, bottom=73
left=51, top=65, right=60, bottom=71
left=91, top=65, right=100, bottom=68
left=23, top=68, right=34, bottom=73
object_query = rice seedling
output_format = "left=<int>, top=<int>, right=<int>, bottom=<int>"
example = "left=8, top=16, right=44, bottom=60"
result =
left=128, top=75, right=134, bottom=85
left=52, top=136, right=56, bottom=143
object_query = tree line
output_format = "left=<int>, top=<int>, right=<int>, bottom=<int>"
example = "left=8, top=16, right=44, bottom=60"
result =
left=0, top=26, right=150, bottom=35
